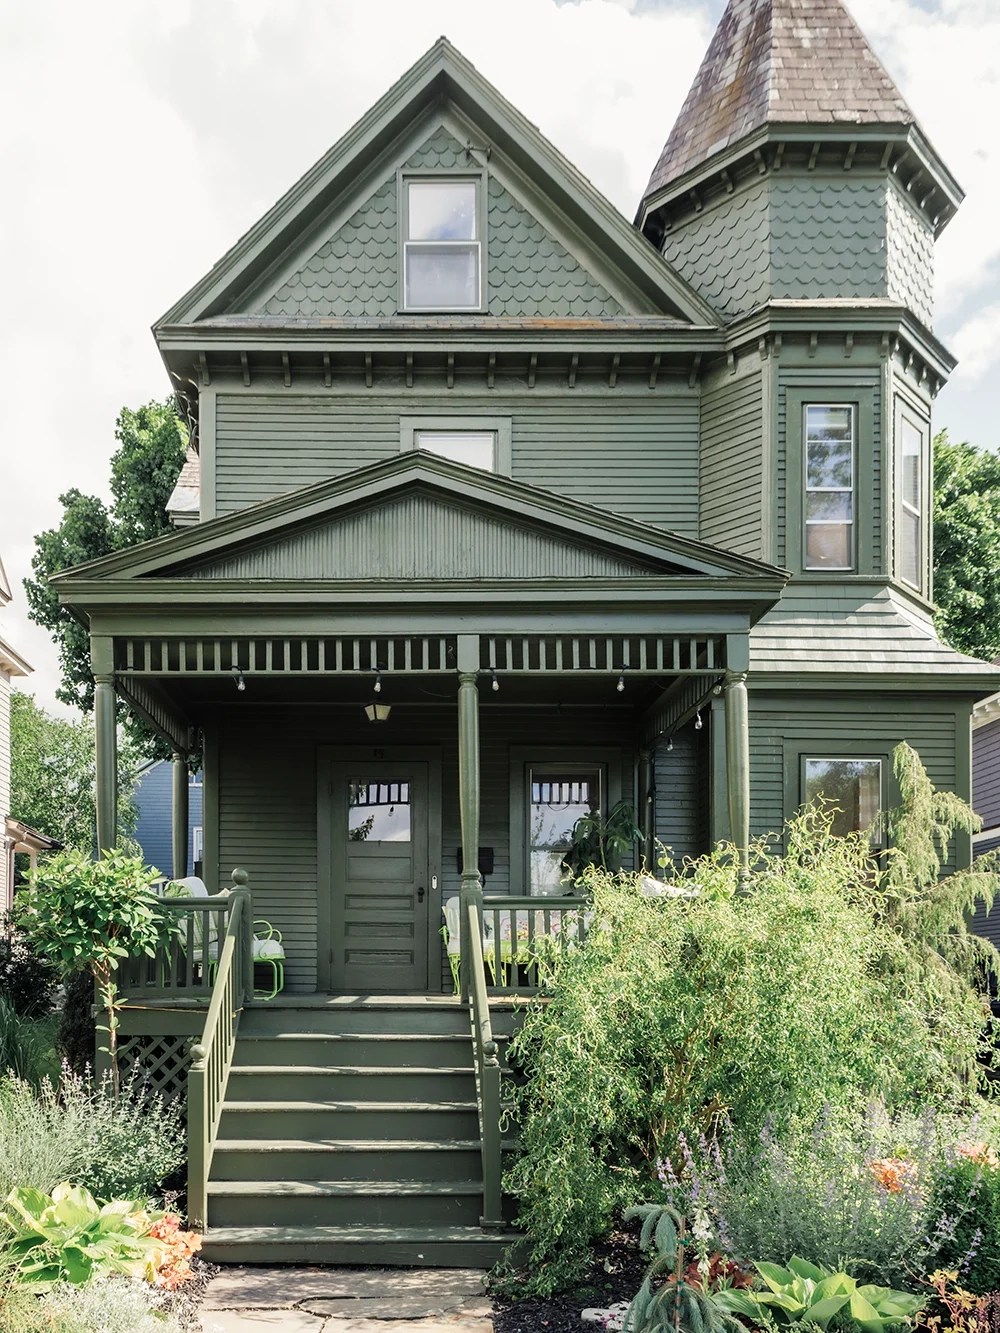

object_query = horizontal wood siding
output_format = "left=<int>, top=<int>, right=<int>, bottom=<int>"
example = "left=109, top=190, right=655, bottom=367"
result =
left=700, top=364, right=763, bottom=558
left=748, top=692, right=962, bottom=871
left=215, top=705, right=634, bottom=993
left=973, top=719, right=1000, bottom=830
left=654, top=727, right=710, bottom=864
left=972, top=833, right=1000, bottom=951
left=213, top=391, right=700, bottom=533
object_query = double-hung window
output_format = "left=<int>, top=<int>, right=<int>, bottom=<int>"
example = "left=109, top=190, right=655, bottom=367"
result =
left=402, top=177, right=482, bottom=311
left=899, top=416, right=925, bottom=591
left=804, top=404, right=855, bottom=570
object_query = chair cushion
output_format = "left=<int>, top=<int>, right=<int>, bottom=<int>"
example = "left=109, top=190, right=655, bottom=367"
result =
left=253, top=937, right=285, bottom=960
left=167, top=876, right=209, bottom=897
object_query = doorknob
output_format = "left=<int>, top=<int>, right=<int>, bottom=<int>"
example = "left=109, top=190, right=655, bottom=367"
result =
left=417, top=886, right=425, bottom=902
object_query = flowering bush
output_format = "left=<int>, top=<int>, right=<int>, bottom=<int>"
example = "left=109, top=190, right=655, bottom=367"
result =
left=145, top=1213, right=201, bottom=1289
left=928, top=1152, right=1000, bottom=1295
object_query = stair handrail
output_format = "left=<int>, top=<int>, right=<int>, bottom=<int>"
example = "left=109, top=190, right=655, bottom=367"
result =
left=466, top=897, right=504, bottom=1230
left=187, top=868, right=252, bottom=1232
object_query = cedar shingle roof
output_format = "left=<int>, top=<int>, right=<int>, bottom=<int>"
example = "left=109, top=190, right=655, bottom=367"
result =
left=644, top=0, right=915, bottom=201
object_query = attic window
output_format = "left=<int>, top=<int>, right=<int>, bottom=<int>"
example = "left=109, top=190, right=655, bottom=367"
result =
left=403, top=178, right=482, bottom=311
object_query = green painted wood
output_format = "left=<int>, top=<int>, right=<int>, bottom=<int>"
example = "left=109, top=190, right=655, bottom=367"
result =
left=198, top=1223, right=517, bottom=1267
left=885, top=180, right=934, bottom=327
left=171, top=752, right=189, bottom=879
left=700, top=362, right=764, bottom=559
left=93, top=642, right=117, bottom=853
left=211, top=1139, right=486, bottom=1183
left=211, top=390, right=702, bottom=534
left=725, top=674, right=751, bottom=886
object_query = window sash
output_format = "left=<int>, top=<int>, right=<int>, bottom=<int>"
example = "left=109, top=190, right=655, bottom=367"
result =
left=899, top=418, right=924, bottom=590
left=414, top=429, right=497, bottom=471
left=402, top=177, right=482, bottom=311
left=527, top=763, right=603, bottom=896
left=802, top=756, right=883, bottom=846
left=804, top=404, right=856, bottom=571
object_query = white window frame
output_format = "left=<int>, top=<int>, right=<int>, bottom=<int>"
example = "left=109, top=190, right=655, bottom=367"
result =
left=803, top=403, right=856, bottom=572
left=399, top=415, right=512, bottom=475
left=399, top=170, right=487, bottom=313
left=896, top=403, right=928, bottom=595
left=192, top=826, right=204, bottom=864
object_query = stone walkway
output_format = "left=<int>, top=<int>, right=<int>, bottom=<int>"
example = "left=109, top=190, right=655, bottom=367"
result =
left=199, top=1267, right=494, bottom=1333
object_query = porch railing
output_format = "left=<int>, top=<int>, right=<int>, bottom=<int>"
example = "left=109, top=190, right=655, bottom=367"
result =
left=466, top=897, right=504, bottom=1229
left=120, top=895, right=234, bottom=1001
left=187, top=873, right=253, bottom=1231
left=479, top=895, right=590, bottom=994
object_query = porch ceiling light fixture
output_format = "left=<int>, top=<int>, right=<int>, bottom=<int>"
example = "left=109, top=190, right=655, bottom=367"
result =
left=234, top=670, right=246, bottom=693
left=364, top=702, right=392, bottom=723
left=490, top=668, right=499, bottom=692
left=616, top=669, right=626, bottom=693
left=694, top=709, right=703, bottom=730
left=666, top=736, right=674, bottom=752
left=373, top=671, right=383, bottom=694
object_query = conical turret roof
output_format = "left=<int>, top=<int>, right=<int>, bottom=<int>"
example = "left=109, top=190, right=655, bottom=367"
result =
left=643, top=0, right=915, bottom=202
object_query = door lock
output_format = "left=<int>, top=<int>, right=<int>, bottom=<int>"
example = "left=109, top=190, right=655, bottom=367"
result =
left=417, top=885, right=425, bottom=902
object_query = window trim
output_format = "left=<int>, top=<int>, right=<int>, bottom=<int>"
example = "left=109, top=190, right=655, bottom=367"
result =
left=894, top=396, right=930, bottom=596
left=508, top=746, right=627, bottom=897
left=785, top=384, right=876, bottom=576
left=400, top=415, right=512, bottom=475
left=803, top=402, right=856, bottom=572
left=398, top=168, right=488, bottom=314
left=782, top=739, right=897, bottom=850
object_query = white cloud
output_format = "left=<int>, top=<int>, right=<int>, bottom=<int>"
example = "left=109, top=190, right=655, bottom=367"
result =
left=949, top=301, right=1000, bottom=382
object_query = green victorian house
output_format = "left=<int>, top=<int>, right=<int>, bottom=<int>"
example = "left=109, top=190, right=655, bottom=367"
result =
left=53, top=0, right=1000, bottom=1267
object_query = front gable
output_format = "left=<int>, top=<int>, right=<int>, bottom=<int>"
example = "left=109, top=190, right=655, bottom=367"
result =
left=52, top=453, right=784, bottom=590
left=155, top=40, right=718, bottom=331
left=256, top=128, right=624, bottom=322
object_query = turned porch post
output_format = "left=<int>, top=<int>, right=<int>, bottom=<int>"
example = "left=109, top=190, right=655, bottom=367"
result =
left=93, top=637, right=118, bottom=855
left=456, top=635, right=482, bottom=1003
left=724, top=632, right=751, bottom=890
left=172, top=753, right=189, bottom=880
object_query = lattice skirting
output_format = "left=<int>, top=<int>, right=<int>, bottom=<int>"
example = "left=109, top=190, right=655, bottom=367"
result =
left=117, top=1034, right=191, bottom=1104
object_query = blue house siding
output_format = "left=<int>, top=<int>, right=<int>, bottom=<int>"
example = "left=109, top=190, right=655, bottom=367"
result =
left=133, top=761, right=203, bottom=880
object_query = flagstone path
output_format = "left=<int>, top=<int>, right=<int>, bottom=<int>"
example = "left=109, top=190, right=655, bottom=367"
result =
left=199, top=1267, right=494, bottom=1333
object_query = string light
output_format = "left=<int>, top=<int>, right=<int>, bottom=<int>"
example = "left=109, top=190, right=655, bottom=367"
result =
left=694, top=709, right=703, bottom=731
left=234, top=671, right=246, bottom=693
left=666, top=736, right=674, bottom=752
left=616, top=671, right=625, bottom=693
left=490, top=668, right=499, bottom=692
left=373, top=671, right=382, bottom=694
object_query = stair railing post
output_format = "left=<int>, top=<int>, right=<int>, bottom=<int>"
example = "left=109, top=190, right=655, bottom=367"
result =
left=187, top=1043, right=208, bottom=1232
left=456, top=636, right=482, bottom=1004
left=230, top=867, right=253, bottom=1006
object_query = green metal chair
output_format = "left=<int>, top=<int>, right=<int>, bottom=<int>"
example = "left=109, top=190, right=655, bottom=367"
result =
left=165, top=878, right=285, bottom=1000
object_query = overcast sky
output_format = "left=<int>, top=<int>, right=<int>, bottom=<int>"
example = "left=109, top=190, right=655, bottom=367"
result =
left=2, top=0, right=998, bottom=718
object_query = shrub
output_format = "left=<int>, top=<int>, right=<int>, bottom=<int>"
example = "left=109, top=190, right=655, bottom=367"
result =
left=928, top=1150, right=1000, bottom=1295
left=57, top=972, right=95, bottom=1077
left=0, top=1276, right=190, bottom=1332
left=504, top=751, right=999, bottom=1293
left=0, top=923, right=57, bottom=1018
left=0, top=999, right=58, bottom=1087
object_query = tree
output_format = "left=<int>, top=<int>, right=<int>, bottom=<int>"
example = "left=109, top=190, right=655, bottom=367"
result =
left=24, top=400, right=187, bottom=722
left=932, top=430, right=1000, bottom=661
left=10, top=691, right=140, bottom=851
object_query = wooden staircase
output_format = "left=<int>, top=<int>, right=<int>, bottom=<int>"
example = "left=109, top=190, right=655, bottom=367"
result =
left=199, top=997, right=519, bottom=1266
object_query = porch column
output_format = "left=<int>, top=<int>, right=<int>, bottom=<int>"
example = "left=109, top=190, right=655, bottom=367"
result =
left=456, top=635, right=482, bottom=1003
left=725, top=670, right=750, bottom=890
left=94, top=674, right=118, bottom=854
left=172, top=753, right=189, bottom=880
left=639, top=748, right=655, bottom=871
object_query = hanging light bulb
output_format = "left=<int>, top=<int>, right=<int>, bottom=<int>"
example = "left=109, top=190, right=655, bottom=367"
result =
left=234, top=670, right=246, bottom=693
left=666, top=736, right=674, bottom=752
left=490, top=668, right=499, bottom=692
left=694, top=709, right=703, bottom=731
left=616, top=670, right=625, bottom=693
left=373, top=671, right=382, bottom=694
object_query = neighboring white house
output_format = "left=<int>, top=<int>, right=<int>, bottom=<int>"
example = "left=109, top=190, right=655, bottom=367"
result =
left=0, top=557, right=57, bottom=912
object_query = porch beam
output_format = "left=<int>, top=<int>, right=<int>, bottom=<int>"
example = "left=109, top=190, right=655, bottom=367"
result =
left=724, top=634, right=751, bottom=890
left=456, top=634, right=483, bottom=1004
left=93, top=637, right=118, bottom=854
left=172, top=754, right=189, bottom=880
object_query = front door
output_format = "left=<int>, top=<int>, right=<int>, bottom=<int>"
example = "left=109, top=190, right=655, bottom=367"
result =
left=327, top=760, right=430, bottom=992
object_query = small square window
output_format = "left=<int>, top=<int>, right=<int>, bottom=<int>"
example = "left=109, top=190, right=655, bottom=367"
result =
left=415, top=430, right=496, bottom=471
left=803, top=757, right=883, bottom=845
left=403, top=179, right=481, bottom=311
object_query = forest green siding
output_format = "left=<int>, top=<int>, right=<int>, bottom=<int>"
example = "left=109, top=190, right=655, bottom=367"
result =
left=700, top=362, right=764, bottom=559
left=747, top=691, right=965, bottom=870
left=885, top=181, right=934, bottom=328
left=770, top=178, right=885, bottom=301
left=654, top=727, right=710, bottom=864
left=661, top=180, right=770, bottom=320
left=215, top=705, right=633, bottom=993
left=257, top=127, right=622, bottom=321
left=212, top=391, right=701, bottom=531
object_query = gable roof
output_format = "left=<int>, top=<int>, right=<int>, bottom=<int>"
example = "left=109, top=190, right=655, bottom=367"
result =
left=644, top=0, right=915, bottom=201
left=155, top=38, right=718, bottom=331
left=52, top=452, right=785, bottom=588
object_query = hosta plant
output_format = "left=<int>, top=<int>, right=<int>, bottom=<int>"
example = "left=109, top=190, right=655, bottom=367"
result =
left=715, top=1256, right=924, bottom=1333
left=2, top=1182, right=160, bottom=1287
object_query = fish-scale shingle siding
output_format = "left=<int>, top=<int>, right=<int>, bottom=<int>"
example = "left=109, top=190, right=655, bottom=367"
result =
left=885, top=181, right=934, bottom=328
left=770, top=178, right=886, bottom=299
left=660, top=182, right=770, bottom=320
left=258, top=126, right=621, bottom=321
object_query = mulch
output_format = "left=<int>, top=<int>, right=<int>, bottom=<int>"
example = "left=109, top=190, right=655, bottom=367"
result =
left=493, top=1230, right=646, bottom=1333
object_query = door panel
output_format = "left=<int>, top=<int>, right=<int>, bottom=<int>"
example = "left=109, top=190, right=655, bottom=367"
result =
left=329, top=762, right=429, bottom=991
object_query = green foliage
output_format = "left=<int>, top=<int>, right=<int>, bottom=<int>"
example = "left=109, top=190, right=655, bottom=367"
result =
left=0, top=1072, right=184, bottom=1207
left=15, top=849, right=171, bottom=1094
left=0, top=1002, right=58, bottom=1088
left=929, top=1154, right=1000, bottom=1296
left=504, top=748, right=998, bottom=1294
left=564, top=800, right=645, bottom=880
left=622, top=1202, right=745, bottom=1333
left=933, top=431, right=1000, bottom=661
left=716, top=1257, right=923, bottom=1332
left=24, top=399, right=186, bottom=748
left=0, top=923, right=57, bottom=1019
left=2, top=1182, right=157, bottom=1287
left=57, top=973, right=95, bottom=1079
left=0, top=1275, right=189, bottom=1333
left=10, top=692, right=141, bottom=850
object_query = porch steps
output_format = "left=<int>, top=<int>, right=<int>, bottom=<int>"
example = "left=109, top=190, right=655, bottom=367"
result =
left=200, top=997, right=520, bottom=1266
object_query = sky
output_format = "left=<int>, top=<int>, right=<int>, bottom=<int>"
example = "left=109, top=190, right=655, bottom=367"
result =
left=1, top=0, right=998, bottom=717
